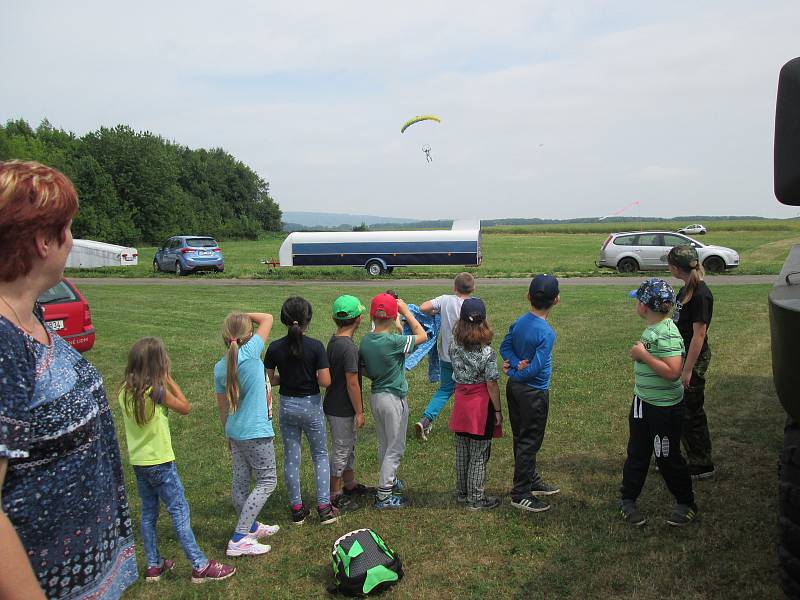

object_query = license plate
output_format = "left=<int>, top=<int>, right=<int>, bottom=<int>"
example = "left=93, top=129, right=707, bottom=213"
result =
left=47, top=319, right=64, bottom=331
left=201, top=251, right=212, bottom=256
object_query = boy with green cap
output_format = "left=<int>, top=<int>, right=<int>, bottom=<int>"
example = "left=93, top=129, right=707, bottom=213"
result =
left=325, top=295, right=374, bottom=509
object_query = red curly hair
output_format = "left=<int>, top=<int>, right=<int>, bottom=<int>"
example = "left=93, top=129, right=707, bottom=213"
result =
left=0, top=161, right=78, bottom=281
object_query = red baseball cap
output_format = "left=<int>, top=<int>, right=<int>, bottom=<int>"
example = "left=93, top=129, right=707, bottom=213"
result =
left=370, top=293, right=398, bottom=319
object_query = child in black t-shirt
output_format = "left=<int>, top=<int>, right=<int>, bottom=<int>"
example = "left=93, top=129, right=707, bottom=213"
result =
left=668, top=244, right=715, bottom=480
left=264, top=297, right=336, bottom=525
left=325, top=295, right=375, bottom=510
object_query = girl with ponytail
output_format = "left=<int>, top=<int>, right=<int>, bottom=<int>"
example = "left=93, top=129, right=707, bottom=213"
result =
left=667, top=244, right=716, bottom=480
left=214, top=311, right=279, bottom=557
left=264, top=297, right=337, bottom=525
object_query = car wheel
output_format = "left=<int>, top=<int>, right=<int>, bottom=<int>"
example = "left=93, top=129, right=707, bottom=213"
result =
left=175, top=261, right=185, bottom=276
left=153, top=259, right=160, bottom=273
left=366, top=260, right=385, bottom=277
left=617, top=257, right=639, bottom=273
left=703, top=256, right=725, bottom=273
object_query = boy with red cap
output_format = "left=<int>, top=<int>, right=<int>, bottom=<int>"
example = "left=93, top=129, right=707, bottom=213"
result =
left=359, top=293, right=428, bottom=509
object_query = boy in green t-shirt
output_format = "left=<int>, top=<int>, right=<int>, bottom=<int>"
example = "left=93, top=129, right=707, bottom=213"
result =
left=359, top=293, right=427, bottom=509
left=619, top=278, right=696, bottom=527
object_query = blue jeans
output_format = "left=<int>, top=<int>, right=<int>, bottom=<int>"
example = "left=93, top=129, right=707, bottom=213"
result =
left=134, top=462, right=208, bottom=570
left=422, top=361, right=454, bottom=422
left=279, top=394, right=331, bottom=506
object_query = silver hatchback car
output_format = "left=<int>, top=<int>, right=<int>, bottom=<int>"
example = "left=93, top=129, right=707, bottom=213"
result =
left=596, top=231, right=739, bottom=273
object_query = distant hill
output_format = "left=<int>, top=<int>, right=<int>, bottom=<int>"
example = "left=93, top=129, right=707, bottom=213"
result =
left=281, top=212, right=420, bottom=230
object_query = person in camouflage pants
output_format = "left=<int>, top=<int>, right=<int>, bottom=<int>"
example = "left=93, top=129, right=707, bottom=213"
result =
left=668, top=244, right=716, bottom=480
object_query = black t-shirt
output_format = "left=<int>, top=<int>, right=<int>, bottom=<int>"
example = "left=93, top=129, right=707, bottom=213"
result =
left=674, top=281, right=713, bottom=352
left=324, top=335, right=361, bottom=417
left=264, top=335, right=329, bottom=397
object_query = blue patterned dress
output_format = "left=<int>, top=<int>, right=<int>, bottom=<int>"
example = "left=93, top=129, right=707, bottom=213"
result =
left=0, top=316, right=137, bottom=599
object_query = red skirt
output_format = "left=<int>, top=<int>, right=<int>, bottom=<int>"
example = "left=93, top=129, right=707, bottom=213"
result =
left=448, top=382, right=502, bottom=438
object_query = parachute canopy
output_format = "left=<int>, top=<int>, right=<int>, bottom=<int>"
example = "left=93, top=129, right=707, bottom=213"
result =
left=400, top=115, right=441, bottom=134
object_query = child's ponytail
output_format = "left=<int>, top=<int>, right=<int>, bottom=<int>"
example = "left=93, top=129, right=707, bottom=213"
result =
left=222, top=312, right=253, bottom=413
left=280, top=296, right=313, bottom=359
left=681, top=263, right=704, bottom=304
left=122, top=337, right=170, bottom=426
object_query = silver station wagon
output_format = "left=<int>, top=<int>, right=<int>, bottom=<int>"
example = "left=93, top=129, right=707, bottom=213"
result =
left=596, top=231, right=740, bottom=273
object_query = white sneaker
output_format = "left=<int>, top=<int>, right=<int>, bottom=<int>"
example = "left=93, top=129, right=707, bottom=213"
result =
left=248, top=522, right=280, bottom=539
left=226, top=537, right=271, bottom=557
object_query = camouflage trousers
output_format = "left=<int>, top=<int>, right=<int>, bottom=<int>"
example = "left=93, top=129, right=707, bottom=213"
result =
left=681, top=347, right=713, bottom=467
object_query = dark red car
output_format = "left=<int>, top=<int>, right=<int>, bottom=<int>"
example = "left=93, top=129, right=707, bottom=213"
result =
left=37, top=278, right=96, bottom=353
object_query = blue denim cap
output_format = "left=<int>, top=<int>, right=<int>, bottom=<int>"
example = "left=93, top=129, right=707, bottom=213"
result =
left=628, top=278, right=676, bottom=313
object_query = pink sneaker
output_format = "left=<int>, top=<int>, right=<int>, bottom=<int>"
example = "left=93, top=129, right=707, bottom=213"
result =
left=248, top=522, right=280, bottom=539
left=226, top=537, right=271, bottom=557
left=145, top=558, right=174, bottom=582
left=191, top=559, right=237, bottom=583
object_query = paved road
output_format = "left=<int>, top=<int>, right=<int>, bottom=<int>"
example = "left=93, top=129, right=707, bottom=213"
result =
left=71, top=275, right=776, bottom=287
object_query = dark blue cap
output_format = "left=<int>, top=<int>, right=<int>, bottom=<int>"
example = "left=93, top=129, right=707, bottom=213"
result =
left=460, top=297, right=486, bottom=323
left=529, top=274, right=559, bottom=302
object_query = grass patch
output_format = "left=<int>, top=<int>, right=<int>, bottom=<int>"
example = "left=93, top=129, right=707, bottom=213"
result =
left=80, top=282, right=783, bottom=599
left=66, top=223, right=800, bottom=280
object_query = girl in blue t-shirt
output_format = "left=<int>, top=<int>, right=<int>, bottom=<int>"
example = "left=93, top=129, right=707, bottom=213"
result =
left=214, top=312, right=278, bottom=558
left=264, top=297, right=336, bottom=525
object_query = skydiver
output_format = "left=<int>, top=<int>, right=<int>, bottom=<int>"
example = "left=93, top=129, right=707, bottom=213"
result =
left=422, top=144, right=432, bottom=162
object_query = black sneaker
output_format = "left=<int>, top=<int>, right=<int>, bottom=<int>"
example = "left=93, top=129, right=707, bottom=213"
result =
left=619, top=501, right=647, bottom=527
left=291, top=504, right=310, bottom=525
left=530, top=481, right=560, bottom=496
left=511, top=494, right=550, bottom=513
left=342, top=483, right=377, bottom=496
left=666, top=503, right=698, bottom=527
left=688, top=465, right=715, bottom=480
left=467, top=496, right=500, bottom=511
left=318, top=504, right=340, bottom=525
left=332, top=494, right=359, bottom=513
left=456, top=492, right=467, bottom=503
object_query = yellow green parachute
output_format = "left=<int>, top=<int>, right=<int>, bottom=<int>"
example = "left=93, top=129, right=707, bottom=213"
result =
left=400, top=115, right=441, bottom=134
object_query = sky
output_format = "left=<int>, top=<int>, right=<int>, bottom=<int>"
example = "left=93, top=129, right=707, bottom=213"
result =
left=4, top=1, right=800, bottom=220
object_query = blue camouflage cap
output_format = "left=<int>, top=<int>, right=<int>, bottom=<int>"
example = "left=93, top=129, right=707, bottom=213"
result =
left=627, top=278, right=676, bottom=313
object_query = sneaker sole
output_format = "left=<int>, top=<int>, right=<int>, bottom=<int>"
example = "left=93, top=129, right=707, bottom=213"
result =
left=666, top=518, right=695, bottom=527
left=191, top=570, right=236, bottom=584
left=690, top=472, right=715, bottom=480
left=320, top=516, right=340, bottom=525
left=415, top=422, right=428, bottom=441
left=623, top=517, right=647, bottom=527
left=530, top=489, right=560, bottom=496
left=292, top=516, right=308, bottom=526
left=511, top=499, right=550, bottom=513
left=466, top=503, right=500, bottom=511
left=226, top=545, right=271, bottom=557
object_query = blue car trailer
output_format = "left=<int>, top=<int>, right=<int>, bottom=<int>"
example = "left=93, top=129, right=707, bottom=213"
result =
left=277, top=220, right=481, bottom=276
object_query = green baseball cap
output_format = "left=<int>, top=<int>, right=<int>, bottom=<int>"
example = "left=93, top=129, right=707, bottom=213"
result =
left=332, top=295, right=366, bottom=319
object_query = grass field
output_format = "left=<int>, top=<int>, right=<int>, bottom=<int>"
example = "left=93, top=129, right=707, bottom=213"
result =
left=80, top=281, right=784, bottom=599
left=65, top=220, right=800, bottom=280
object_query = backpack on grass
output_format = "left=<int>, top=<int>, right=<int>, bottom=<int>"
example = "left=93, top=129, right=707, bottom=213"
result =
left=330, top=528, right=403, bottom=596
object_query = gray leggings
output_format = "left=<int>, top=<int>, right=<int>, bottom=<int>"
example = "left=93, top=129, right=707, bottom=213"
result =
left=230, top=437, right=277, bottom=535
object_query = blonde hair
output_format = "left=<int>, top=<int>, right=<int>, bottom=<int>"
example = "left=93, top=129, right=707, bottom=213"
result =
left=122, top=337, right=170, bottom=426
left=222, top=312, right=254, bottom=412
left=669, top=259, right=705, bottom=305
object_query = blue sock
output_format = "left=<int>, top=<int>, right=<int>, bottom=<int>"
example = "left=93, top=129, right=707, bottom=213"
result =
left=249, top=521, right=258, bottom=533
left=230, top=532, right=247, bottom=543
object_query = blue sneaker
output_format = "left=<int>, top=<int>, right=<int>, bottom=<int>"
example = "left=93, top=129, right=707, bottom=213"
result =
left=374, top=495, right=407, bottom=510
left=392, top=479, right=406, bottom=495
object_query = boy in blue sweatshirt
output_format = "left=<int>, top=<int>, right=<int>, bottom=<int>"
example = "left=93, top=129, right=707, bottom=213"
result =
left=500, top=274, right=560, bottom=513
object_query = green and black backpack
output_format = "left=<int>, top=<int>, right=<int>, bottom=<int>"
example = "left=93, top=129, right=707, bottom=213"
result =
left=330, top=529, right=403, bottom=596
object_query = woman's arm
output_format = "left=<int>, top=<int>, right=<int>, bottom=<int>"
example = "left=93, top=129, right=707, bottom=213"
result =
left=681, top=322, right=708, bottom=388
left=317, top=368, right=331, bottom=389
left=0, top=459, right=47, bottom=600
left=266, top=368, right=280, bottom=387
left=248, top=313, right=273, bottom=342
left=163, top=376, right=190, bottom=415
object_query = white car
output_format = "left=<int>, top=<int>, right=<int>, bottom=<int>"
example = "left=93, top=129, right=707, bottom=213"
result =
left=677, top=224, right=707, bottom=235
left=596, top=231, right=739, bottom=273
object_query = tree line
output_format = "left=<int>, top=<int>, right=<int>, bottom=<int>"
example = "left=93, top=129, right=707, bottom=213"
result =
left=0, top=119, right=282, bottom=244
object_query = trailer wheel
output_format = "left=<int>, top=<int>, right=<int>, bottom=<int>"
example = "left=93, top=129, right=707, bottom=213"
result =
left=366, top=260, right=385, bottom=277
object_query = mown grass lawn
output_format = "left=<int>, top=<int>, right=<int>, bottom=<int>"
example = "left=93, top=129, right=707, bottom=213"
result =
left=65, top=220, right=800, bottom=280
left=82, top=282, right=783, bottom=599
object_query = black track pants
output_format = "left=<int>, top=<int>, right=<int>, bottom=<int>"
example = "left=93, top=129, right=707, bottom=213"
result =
left=620, top=395, right=694, bottom=506
left=506, top=381, right=549, bottom=499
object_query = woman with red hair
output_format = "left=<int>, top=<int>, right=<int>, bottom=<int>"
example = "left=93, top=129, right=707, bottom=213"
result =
left=0, top=161, right=137, bottom=599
